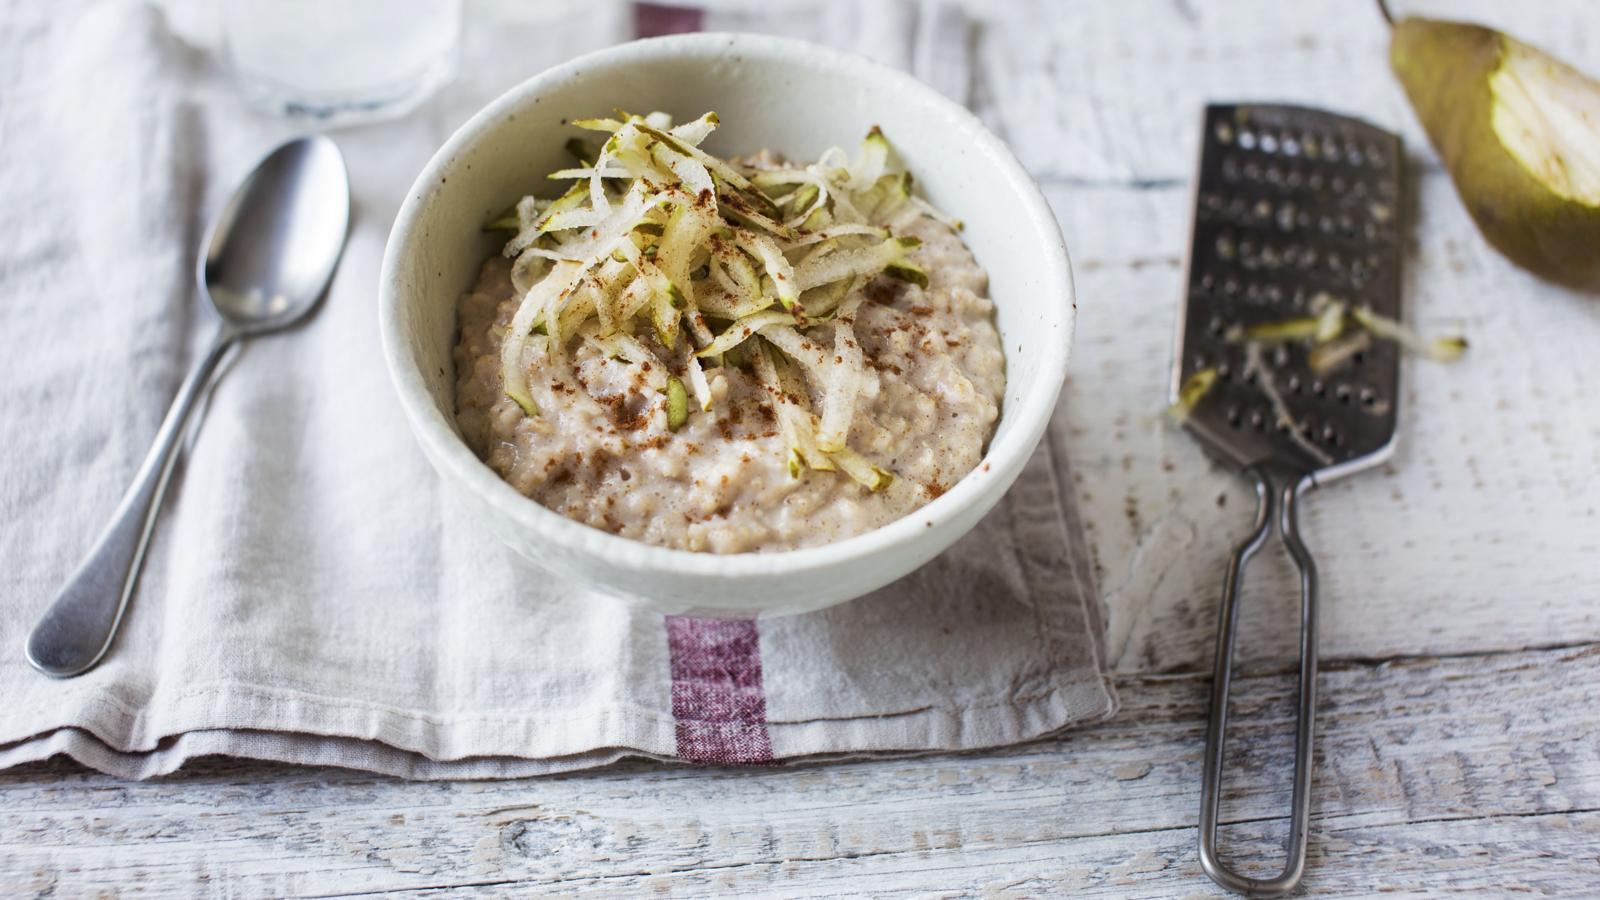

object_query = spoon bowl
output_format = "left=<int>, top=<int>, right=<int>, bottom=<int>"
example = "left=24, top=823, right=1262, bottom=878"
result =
left=202, top=135, right=349, bottom=332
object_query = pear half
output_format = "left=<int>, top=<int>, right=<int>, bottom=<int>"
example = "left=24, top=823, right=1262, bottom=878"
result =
left=1392, top=18, right=1600, bottom=289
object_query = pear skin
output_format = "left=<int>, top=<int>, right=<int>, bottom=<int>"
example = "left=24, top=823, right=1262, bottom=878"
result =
left=1391, top=17, right=1600, bottom=290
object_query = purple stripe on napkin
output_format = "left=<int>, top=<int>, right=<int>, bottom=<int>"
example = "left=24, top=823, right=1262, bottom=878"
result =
left=666, top=617, right=775, bottom=764
left=632, top=2, right=704, bottom=38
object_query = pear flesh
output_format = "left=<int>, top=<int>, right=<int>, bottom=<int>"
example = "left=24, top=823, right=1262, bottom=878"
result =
left=1392, top=18, right=1600, bottom=289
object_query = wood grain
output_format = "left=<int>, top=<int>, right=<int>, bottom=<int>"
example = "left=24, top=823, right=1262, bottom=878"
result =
left=4, top=644, right=1597, bottom=896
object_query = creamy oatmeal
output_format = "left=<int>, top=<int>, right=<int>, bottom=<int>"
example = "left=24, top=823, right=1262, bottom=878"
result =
left=452, top=111, right=1004, bottom=552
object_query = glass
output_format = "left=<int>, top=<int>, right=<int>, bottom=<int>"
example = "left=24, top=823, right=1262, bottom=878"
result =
left=222, top=0, right=462, bottom=126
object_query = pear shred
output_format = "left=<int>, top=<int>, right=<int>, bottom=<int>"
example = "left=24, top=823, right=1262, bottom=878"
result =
left=1349, top=306, right=1468, bottom=362
left=665, top=376, right=689, bottom=430
left=1167, top=368, right=1218, bottom=424
left=1308, top=329, right=1372, bottom=375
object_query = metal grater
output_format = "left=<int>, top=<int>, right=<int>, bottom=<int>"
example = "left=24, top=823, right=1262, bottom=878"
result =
left=1172, top=104, right=1404, bottom=896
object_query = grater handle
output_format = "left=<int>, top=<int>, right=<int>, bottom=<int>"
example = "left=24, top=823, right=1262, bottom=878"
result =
left=1198, top=468, right=1321, bottom=896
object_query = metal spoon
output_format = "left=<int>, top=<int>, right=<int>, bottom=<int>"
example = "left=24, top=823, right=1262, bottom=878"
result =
left=26, top=135, right=350, bottom=678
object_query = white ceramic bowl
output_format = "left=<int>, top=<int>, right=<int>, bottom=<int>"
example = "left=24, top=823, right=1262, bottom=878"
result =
left=380, top=33, right=1075, bottom=617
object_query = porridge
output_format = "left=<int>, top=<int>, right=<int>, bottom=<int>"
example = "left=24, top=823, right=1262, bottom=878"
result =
left=453, top=111, right=1005, bottom=552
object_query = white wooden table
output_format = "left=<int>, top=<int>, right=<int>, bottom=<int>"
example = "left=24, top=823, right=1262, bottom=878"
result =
left=6, top=0, right=1599, bottom=894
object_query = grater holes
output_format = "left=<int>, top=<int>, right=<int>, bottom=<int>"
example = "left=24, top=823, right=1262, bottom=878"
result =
left=1196, top=112, right=1400, bottom=461
left=1216, top=233, right=1237, bottom=261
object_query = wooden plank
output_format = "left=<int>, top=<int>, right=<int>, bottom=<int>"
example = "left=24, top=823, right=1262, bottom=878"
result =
left=503, top=813, right=1600, bottom=898
left=3, top=644, right=1595, bottom=896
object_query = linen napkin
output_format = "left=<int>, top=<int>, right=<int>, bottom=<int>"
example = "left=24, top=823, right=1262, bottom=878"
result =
left=0, top=0, right=1115, bottom=779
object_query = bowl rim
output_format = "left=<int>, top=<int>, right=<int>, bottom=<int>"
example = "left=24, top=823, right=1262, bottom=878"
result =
left=379, top=31, right=1076, bottom=581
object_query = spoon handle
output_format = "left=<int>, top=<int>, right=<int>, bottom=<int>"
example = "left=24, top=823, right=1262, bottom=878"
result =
left=27, top=328, right=238, bottom=678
